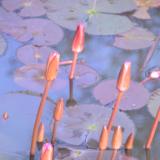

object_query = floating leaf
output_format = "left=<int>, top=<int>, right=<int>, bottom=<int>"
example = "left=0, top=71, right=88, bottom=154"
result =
left=56, top=104, right=135, bottom=147
left=0, top=35, right=7, bottom=56
left=0, top=93, right=53, bottom=154
left=147, top=88, right=160, bottom=118
left=14, top=63, right=100, bottom=92
left=2, top=0, right=46, bottom=17
left=16, top=18, right=64, bottom=45
left=17, top=44, right=56, bottom=64
left=93, top=80, right=150, bottom=110
left=57, top=147, right=139, bottom=160
left=14, top=64, right=66, bottom=92
left=46, top=0, right=136, bottom=35
left=113, top=27, right=155, bottom=50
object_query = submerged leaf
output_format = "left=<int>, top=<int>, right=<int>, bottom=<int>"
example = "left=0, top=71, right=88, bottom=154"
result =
left=113, top=27, right=155, bottom=50
left=147, top=88, right=160, bottom=118
left=56, top=104, right=135, bottom=147
left=93, top=80, right=150, bottom=110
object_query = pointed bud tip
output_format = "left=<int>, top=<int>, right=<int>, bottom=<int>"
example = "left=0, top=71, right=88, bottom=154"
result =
left=45, top=52, right=60, bottom=81
left=37, top=122, right=45, bottom=143
left=99, top=126, right=108, bottom=150
left=117, top=61, right=131, bottom=92
left=54, top=98, right=64, bottom=121
left=125, top=133, right=134, bottom=150
left=72, top=23, right=85, bottom=53
left=40, top=143, right=53, bottom=160
left=112, top=126, right=123, bottom=149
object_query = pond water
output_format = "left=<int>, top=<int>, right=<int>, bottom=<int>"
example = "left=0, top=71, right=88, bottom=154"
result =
left=0, top=0, right=160, bottom=160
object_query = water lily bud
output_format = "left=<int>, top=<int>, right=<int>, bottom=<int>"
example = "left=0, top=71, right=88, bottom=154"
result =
left=117, top=61, right=131, bottom=92
left=125, top=133, right=134, bottom=150
left=40, top=143, right=53, bottom=160
left=45, top=52, right=60, bottom=81
left=37, top=122, right=45, bottom=143
left=99, top=126, right=108, bottom=150
left=72, top=23, right=85, bottom=53
left=3, top=112, right=9, bottom=120
left=112, top=126, right=123, bottom=149
left=54, top=98, right=64, bottom=121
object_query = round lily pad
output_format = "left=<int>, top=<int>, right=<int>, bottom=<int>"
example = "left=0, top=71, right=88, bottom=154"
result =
left=147, top=88, right=160, bottom=118
left=14, top=64, right=67, bottom=92
left=46, top=0, right=136, bottom=35
left=16, top=18, right=64, bottom=45
left=113, top=27, right=155, bottom=50
left=14, top=63, right=100, bottom=92
left=0, top=93, right=53, bottom=154
left=0, top=35, right=7, bottom=56
left=93, top=80, right=150, bottom=111
left=57, top=147, right=139, bottom=160
left=17, top=44, right=56, bottom=64
left=56, top=104, right=135, bottom=148
left=2, top=0, right=46, bottom=17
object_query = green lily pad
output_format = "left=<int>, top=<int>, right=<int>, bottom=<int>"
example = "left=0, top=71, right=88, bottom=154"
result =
left=46, top=0, right=136, bottom=35
left=0, top=35, right=7, bottom=56
left=56, top=104, right=135, bottom=148
left=147, top=88, right=160, bottom=118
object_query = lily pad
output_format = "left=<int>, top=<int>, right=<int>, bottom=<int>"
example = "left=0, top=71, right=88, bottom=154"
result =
left=2, top=0, right=46, bottom=17
left=14, top=64, right=67, bottom=92
left=93, top=80, right=150, bottom=111
left=0, top=35, right=7, bottom=56
left=16, top=18, right=64, bottom=45
left=56, top=104, right=135, bottom=148
left=147, top=88, right=160, bottom=118
left=17, top=44, right=56, bottom=64
left=113, top=27, right=155, bottom=50
left=14, top=63, right=100, bottom=92
left=0, top=93, right=53, bottom=154
left=46, top=0, right=136, bottom=35
left=57, top=147, right=138, bottom=160
left=0, top=8, right=26, bottom=39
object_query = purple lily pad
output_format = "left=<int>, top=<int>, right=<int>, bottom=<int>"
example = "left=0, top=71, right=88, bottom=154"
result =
left=2, top=0, right=46, bottom=17
left=0, top=35, right=7, bottom=56
left=93, top=80, right=150, bottom=111
left=56, top=104, right=135, bottom=148
left=147, top=88, right=160, bottom=118
left=113, top=27, right=155, bottom=50
left=14, top=63, right=100, bottom=92
left=0, top=93, right=53, bottom=154
left=46, top=0, right=136, bottom=35
left=17, top=44, right=56, bottom=64
left=14, top=64, right=66, bottom=92
left=57, top=147, right=139, bottom=160
left=17, top=18, right=64, bottom=45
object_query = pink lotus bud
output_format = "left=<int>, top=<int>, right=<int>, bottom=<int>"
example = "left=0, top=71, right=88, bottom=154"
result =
left=72, top=23, right=85, bottom=53
left=99, top=126, right=108, bottom=150
left=54, top=98, right=64, bottom=121
left=45, top=52, right=60, bottom=81
left=40, top=143, right=53, bottom=160
left=117, top=61, right=131, bottom=92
